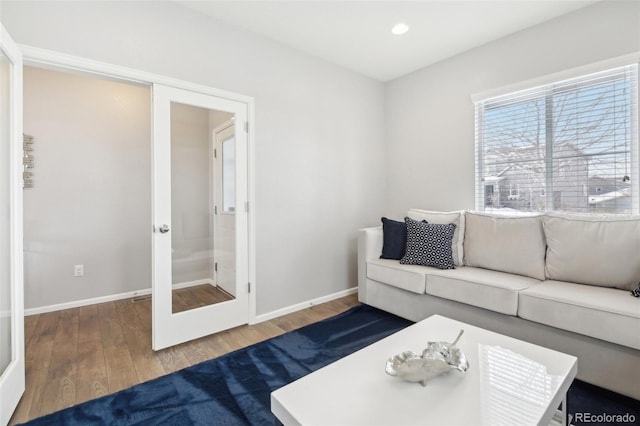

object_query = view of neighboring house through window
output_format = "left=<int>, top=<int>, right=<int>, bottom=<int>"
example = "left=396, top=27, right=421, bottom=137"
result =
left=474, top=63, right=638, bottom=215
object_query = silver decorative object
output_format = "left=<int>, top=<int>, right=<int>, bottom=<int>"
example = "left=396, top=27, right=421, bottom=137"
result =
left=385, top=329, right=469, bottom=386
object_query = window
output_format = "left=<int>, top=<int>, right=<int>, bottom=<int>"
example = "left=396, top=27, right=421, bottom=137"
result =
left=508, top=184, right=520, bottom=200
left=475, top=63, right=638, bottom=215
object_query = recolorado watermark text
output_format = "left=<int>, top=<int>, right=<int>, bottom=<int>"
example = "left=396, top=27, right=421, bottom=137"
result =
left=573, top=412, right=636, bottom=424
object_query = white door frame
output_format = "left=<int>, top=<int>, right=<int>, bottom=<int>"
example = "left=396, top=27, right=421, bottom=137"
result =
left=17, top=45, right=257, bottom=321
left=0, top=24, right=25, bottom=426
left=212, top=120, right=236, bottom=295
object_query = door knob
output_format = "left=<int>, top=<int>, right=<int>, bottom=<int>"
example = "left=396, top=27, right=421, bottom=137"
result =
left=158, top=224, right=170, bottom=233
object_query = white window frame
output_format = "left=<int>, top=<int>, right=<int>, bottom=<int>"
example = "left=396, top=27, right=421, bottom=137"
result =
left=472, top=53, right=640, bottom=215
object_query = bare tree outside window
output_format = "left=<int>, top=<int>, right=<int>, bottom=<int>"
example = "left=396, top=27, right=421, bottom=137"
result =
left=476, top=65, right=638, bottom=215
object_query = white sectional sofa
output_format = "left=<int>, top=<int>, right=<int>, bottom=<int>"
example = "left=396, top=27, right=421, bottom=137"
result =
left=358, top=209, right=640, bottom=400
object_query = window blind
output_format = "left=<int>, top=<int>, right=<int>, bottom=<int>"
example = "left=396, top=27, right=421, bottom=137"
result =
left=474, top=63, right=638, bottom=215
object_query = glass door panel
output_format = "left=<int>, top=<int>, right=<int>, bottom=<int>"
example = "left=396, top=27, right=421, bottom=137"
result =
left=169, top=102, right=235, bottom=313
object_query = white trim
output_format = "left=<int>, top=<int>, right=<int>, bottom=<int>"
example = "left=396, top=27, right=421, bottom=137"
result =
left=471, top=52, right=640, bottom=103
left=212, top=122, right=237, bottom=293
left=24, top=288, right=152, bottom=316
left=19, top=45, right=253, bottom=104
left=19, top=44, right=258, bottom=332
left=25, top=285, right=356, bottom=322
left=213, top=119, right=234, bottom=135
left=24, top=279, right=217, bottom=316
left=247, top=105, right=257, bottom=324
left=0, top=23, right=25, bottom=426
left=254, top=287, right=358, bottom=323
left=171, top=279, right=215, bottom=290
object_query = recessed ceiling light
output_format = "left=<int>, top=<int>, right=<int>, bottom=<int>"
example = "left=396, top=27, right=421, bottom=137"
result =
left=391, top=22, right=409, bottom=35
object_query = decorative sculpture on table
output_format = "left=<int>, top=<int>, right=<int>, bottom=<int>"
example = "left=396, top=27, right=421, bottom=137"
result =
left=385, top=329, right=469, bottom=386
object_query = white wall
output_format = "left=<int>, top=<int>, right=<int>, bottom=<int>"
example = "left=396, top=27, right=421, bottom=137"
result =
left=14, top=1, right=631, bottom=316
left=3, top=1, right=386, bottom=315
left=22, top=66, right=151, bottom=309
left=385, top=0, right=640, bottom=218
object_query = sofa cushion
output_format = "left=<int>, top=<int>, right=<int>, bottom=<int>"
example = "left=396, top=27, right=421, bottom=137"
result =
left=543, top=213, right=640, bottom=291
left=400, top=218, right=456, bottom=270
left=367, top=258, right=428, bottom=294
left=464, top=212, right=546, bottom=280
left=519, top=280, right=640, bottom=350
left=425, top=266, right=540, bottom=315
left=407, top=209, right=464, bottom=266
left=380, top=217, right=407, bottom=260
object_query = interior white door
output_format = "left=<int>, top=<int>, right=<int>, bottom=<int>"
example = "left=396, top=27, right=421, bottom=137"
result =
left=152, top=84, right=249, bottom=350
left=0, top=24, right=25, bottom=425
left=214, top=123, right=236, bottom=296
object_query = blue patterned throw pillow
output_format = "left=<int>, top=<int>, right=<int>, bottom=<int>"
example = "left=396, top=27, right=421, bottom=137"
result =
left=400, top=217, right=456, bottom=270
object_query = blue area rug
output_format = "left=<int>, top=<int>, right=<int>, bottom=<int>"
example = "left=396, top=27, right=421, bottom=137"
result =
left=22, top=305, right=639, bottom=425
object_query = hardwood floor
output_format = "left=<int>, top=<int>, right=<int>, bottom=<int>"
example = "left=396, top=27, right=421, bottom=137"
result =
left=172, top=284, right=234, bottom=313
left=9, top=292, right=359, bottom=425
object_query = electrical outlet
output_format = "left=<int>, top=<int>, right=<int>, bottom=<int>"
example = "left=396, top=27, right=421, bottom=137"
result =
left=74, top=264, right=84, bottom=277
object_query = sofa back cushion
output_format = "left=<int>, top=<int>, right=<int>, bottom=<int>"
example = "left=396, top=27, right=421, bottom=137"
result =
left=407, top=209, right=464, bottom=266
left=464, top=212, right=546, bottom=280
left=543, top=213, right=640, bottom=291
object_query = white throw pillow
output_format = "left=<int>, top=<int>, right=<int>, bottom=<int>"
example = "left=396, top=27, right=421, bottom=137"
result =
left=543, top=213, right=640, bottom=291
left=407, top=209, right=464, bottom=266
left=464, top=212, right=546, bottom=280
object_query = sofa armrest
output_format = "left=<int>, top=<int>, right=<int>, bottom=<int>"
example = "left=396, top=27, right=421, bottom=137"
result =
left=357, top=226, right=383, bottom=302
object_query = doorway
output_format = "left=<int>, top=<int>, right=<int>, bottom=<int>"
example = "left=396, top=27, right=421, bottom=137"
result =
left=19, top=53, right=254, bottom=350
left=213, top=120, right=236, bottom=297
left=168, top=103, right=236, bottom=313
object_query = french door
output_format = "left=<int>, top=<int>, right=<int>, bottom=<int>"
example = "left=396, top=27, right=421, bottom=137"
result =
left=152, top=84, right=249, bottom=350
left=0, top=24, right=25, bottom=425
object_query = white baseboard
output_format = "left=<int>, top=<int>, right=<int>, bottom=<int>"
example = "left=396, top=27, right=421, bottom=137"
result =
left=254, top=287, right=358, bottom=324
left=171, top=279, right=215, bottom=290
left=25, top=288, right=152, bottom=316
left=25, top=279, right=216, bottom=316
left=26, top=282, right=355, bottom=319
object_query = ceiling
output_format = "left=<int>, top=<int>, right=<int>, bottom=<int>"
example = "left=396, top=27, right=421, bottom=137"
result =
left=176, top=1, right=598, bottom=82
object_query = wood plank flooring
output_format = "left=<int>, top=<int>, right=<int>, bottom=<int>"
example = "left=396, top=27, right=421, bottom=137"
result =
left=172, top=284, right=234, bottom=313
left=9, top=292, right=359, bottom=425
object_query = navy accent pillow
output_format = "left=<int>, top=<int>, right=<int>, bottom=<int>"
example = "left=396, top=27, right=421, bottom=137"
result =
left=380, top=217, right=407, bottom=260
left=400, top=217, right=456, bottom=270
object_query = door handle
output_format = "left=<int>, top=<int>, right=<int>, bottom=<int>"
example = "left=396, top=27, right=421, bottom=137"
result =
left=158, top=224, right=170, bottom=233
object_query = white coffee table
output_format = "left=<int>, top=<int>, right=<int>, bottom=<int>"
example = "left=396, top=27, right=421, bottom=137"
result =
left=271, top=314, right=577, bottom=426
